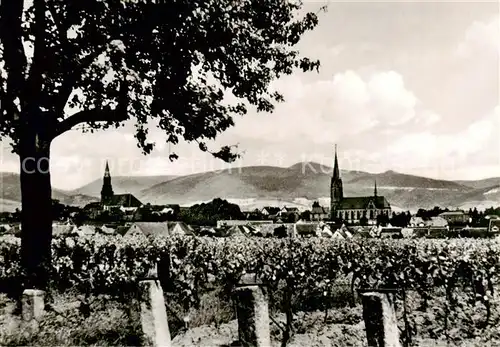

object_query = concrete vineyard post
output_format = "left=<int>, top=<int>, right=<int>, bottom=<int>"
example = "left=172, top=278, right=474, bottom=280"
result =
left=360, top=290, right=402, bottom=347
left=234, top=273, right=271, bottom=347
left=138, top=263, right=172, bottom=347
left=22, top=289, right=45, bottom=321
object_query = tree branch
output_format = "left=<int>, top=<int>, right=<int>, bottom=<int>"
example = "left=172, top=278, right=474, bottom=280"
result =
left=26, top=0, right=47, bottom=107
left=47, top=1, right=73, bottom=114
left=53, top=80, right=129, bottom=138
left=55, top=43, right=110, bottom=117
left=47, top=2, right=69, bottom=52
left=54, top=108, right=115, bottom=136
left=49, top=2, right=109, bottom=116
left=0, top=0, right=28, bottom=117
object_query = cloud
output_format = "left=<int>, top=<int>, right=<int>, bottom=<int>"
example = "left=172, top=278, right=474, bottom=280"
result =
left=376, top=104, right=500, bottom=176
left=440, top=14, right=500, bottom=131
left=366, top=71, right=418, bottom=125
left=416, top=111, right=441, bottom=127
left=225, top=69, right=432, bottom=148
left=457, top=15, right=500, bottom=58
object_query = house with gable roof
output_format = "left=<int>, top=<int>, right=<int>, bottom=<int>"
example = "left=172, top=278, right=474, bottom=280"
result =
left=124, top=222, right=194, bottom=239
left=488, top=219, right=500, bottom=235
left=311, top=202, right=329, bottom=221
left=293, top=221, right=320, bottom=238
left=260, top=207, right=281, bottom=219
left=332, top=224, right=352, bottom=239
left=225, top=224, right=261, bottom=237
left=378, top=226, right=403, bottom=239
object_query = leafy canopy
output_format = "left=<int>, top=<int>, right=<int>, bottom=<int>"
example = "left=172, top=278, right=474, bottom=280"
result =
left=0, top=0, right=321, bottom=161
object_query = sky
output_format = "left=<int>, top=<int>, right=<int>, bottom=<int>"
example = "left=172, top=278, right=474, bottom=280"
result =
left=1, top=0, right=499, bottom=190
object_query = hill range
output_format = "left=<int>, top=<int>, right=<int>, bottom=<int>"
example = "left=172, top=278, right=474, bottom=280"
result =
left=0, top=162, right=499, bottom=212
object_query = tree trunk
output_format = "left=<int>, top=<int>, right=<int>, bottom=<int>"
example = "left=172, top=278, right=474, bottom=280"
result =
left=19, top=130, right=53, bottom=291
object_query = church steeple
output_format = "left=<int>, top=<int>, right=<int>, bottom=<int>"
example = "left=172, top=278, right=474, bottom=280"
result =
left=374, top=179, right=378, bottom=197
left=330, top=144, right=343, bottom=220
left=104, top=161, right=110, bottom=177
left=333, top=144, right=340, bottom=180
left=101, top=160, right=114, bottom=205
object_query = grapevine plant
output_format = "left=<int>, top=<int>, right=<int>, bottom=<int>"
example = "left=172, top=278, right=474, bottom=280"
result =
left=0, top=234, right=499, bottom=343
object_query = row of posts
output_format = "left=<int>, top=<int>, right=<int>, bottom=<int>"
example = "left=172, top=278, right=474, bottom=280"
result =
left=21, top=273, right=402, bottom=347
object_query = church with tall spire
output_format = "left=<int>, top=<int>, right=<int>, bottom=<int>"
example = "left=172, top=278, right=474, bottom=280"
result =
left=330, top=146, right=391, bottom=225
left=101, top=161, right=114, bottom=205
left=100, top=161, right=143, bottom=211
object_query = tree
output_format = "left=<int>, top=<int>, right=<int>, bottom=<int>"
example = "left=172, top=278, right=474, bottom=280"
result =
left=416, top=206, right=447, bottom=220
left=247, top=209, right=264, bottom=221
left=472, top=207, right=479, bottom=220
left=12, top=209, right=22, bottom=222
left=376, top=213, right=389, bottom=226
left=286, top=213, right=298, bottom=223
left=0, top=0, right=322, bottom=289
left=389, top=211, right=410, bottom=227
left=360, top=216, right=368, bottom=226
left=180, top=198, right=246, bottom=226
left=72, top=211, right=86, bottom=227
left=52, top=199, right=69, bottom=221
left=300, top=210, right=311, bottom=221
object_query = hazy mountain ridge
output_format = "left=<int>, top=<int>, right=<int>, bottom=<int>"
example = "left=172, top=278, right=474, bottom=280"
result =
left=135, top=163, right=493, bottom=210
left=349, top=171, right=469, bottom=190
left=0, top=172, right=98, bottom=211
left=0, top=163, right=498, bottom=212
left=454, top=178, right=500, bottom=190
left=72, top=175, right=178, bottom=197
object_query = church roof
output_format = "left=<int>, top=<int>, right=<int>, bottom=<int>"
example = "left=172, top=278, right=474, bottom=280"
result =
left=338, top=196, right=390, bottom=210
left=106, top=194, right=142, bottom=208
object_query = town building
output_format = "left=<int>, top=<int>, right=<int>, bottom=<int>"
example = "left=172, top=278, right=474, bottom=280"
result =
left=378, top=226, right=403, bottom=239
left=100, top=161, right=143, bottom=211
left=329, top=145, right=391, bottom=224
left=278, top=206, right=300, bottom=222
left=310, top=202, right=329, bottom=221
left=293, top=222, right=320, bottom=238
left=439, top=211, right=470, bottom=224
left=409, top=216, right=426, bottom=227
left=488, top=219, right=500, bottom=234
left=216, top=219, right=273, bottom=228
left=260, top=207, right=281, bottom=218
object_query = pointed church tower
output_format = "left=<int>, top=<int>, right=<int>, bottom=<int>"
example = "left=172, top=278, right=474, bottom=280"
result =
left=374, top=179, right=378, bottom=197
left=330, top=145, right=343, bottom=220
left=100, top=160, right=114, bottom=205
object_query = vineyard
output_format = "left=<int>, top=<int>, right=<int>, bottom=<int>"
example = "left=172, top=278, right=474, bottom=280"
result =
left=1, top=234, right=500, bottom=346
